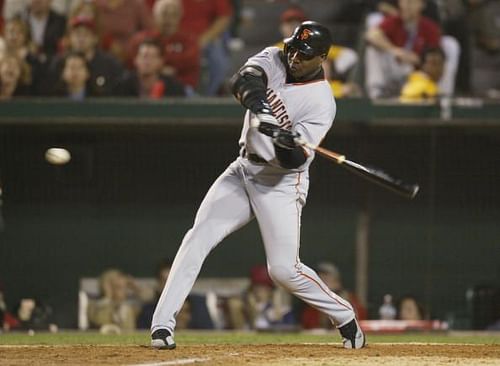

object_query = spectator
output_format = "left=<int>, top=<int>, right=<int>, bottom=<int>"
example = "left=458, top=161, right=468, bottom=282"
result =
left=179, top=0, right=232, bottom=95
left=366, top=0, right=463, bottom=97
left=275, top=6, right=360, bottom=98
left=0, top=280, right=20, bottom=331
left=49, top=16, right=123, bottom=96
left=3, top=0, right=73, bottom=18
left=365, top=0, right=441, bottom=98
left=137, top=258, right=172, bottom=328
left=0, top=17, right=47, bottom=93
left=12, top=297, right=57, bottom=331
left=137, top=258, right=204, bottom=330
left=116, top=39, right=186, bottom=99
left=301, top=262, right=367, bottom=330
left=94, top=0, right=153, bottom=62
left=226, top=265, right=295, bottom=330
left=0, top=53, right=32, bottom=99
left=127, top=0, right=200, bottom=93
left=468, top=0, right=500, bottom=98
left=0, top=0, right=4, bottom=33
left=400, top=47, right=445, bottom=102
left=17, top=0, right=66, bottom=61
left=51, top=51, right=92, bottom=100
left=88, top=269, right=141, bottom=333
left=397, top=295, right=425, bottom=320
left=61, top=1, right=108, bottom=53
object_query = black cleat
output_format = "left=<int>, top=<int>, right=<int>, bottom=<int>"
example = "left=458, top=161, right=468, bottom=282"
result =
left=151, top=329, right=176, bottom=349
left=339, top=318, right=366, bottom=349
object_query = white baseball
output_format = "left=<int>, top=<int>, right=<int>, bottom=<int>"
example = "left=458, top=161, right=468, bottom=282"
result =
left=45, top=148, right=71, bottom=165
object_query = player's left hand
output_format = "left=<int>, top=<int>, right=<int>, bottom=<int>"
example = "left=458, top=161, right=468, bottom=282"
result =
left=273, top=129, right=301, bottom=150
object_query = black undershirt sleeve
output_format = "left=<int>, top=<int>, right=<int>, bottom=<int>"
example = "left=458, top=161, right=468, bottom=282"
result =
left=229, top=65, right=271, bottom=114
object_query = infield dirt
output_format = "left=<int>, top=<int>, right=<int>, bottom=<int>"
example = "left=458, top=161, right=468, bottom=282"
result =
left=1, top=343, right=500, bottom=366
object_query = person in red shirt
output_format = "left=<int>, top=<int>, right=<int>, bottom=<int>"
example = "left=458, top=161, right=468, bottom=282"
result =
left=0, top=0, right=4, bottom=33
left=116, top=39, right=186, bottom=99
left=178, top=0, right=232, bottom=95
left=94, top=0, right=153, bottom=62
left=364, top=0, right=442, bottom=98
left=128, top=0, right=200, bottom=93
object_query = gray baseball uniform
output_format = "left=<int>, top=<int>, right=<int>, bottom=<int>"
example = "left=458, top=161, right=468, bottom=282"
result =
left=151, top=46, right=357, bottom=336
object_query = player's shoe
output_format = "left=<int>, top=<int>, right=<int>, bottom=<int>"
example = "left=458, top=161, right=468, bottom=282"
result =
left=339, top=318, right=366, bottom=349
left=151, top=329, right=176, bottom=349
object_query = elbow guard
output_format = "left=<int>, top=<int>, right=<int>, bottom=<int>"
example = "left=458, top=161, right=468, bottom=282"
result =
left=229, top=65, right=271, bottom=114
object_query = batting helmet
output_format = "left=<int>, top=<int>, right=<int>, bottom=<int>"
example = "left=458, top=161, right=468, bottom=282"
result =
left=284, top=21, right=332, bottom=58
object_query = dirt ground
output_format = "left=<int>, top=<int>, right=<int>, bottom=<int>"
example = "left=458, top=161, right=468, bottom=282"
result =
left=1, top=343, right=500, bottom=366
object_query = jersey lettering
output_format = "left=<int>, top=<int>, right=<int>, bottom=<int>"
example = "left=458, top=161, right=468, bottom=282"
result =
left=266, top=88, right=292, bottom=130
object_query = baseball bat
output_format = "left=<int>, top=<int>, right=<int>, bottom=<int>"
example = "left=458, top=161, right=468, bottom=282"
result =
left=297, top=138, right=420, bottom=199
left=249, top=118, right=419, bottom=199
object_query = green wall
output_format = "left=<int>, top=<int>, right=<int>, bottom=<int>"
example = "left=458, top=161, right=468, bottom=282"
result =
left=1, top=99, right=499, bottom=328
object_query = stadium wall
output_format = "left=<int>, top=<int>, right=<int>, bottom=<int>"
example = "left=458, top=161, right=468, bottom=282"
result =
left=0, top=98, right=499, bottom=328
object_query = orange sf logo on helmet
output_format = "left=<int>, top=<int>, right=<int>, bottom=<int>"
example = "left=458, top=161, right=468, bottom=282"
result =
left=299, top=29, right=312, bottom=40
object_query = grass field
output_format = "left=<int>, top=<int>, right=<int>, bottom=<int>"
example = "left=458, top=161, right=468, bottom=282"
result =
left=1, top=330, right=500, bottom=365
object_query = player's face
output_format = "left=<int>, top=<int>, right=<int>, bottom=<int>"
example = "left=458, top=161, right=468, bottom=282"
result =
left=287, top=47, right=325, bottom=79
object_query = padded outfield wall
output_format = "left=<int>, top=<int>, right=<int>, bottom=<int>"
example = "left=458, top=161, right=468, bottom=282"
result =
left=0, top=98, right=499, bottom=328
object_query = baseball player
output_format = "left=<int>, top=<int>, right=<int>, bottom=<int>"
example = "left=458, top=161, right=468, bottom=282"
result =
left=151, top=21, right=366, bottom=349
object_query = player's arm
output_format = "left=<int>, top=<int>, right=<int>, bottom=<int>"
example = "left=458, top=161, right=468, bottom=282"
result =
left=229, top=65, right=271, bottom=116
left=229, top=66, right=306, bottom=169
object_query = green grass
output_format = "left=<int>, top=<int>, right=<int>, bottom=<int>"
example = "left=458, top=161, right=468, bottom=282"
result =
left=1, top=331, right=500, bottom=346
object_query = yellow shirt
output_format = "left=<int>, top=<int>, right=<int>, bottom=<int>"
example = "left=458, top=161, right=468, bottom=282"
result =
left=400, top=71, right=439, bottom=102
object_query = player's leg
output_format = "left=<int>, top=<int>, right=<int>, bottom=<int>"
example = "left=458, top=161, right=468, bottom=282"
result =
left=248, top=171, right=365, bottom=348
left=151, top=161, right=253, bottom=347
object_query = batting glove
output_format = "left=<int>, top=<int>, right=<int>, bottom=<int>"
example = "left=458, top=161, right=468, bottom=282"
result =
left=273, top=129, right=301, bottom=150
left=256, top=113, right=280, bottom=137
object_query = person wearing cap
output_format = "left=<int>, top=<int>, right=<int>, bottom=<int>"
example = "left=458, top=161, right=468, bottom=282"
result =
left=301, top=262, right=367, bottom=329
left=274, top=6, right=360, bottom=98
left=48, top=15, right=124, bottom=97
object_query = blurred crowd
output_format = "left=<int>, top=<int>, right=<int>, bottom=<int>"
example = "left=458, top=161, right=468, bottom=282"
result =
left=0, top=0, right=499, bottom=102
left=0, top=259, right=431, bottom=333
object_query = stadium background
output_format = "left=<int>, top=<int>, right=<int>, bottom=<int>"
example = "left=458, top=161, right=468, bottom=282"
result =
left=1, top=98, right=499, bottom=329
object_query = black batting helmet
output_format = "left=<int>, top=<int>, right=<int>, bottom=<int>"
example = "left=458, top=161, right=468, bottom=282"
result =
left=284, top=21, right=332, bottom=58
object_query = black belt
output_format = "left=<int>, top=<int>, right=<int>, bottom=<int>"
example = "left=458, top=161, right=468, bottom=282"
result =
left=242, top=149, right=267, bottom=164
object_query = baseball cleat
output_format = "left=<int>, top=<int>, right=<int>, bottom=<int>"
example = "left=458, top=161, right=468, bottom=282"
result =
left=151, top=329, right=176, bottom=349
left=339, top=318, right=366, bottom=349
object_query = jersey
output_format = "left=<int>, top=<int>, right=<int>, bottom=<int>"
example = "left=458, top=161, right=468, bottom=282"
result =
left=238, top=47, right=336, bottom=172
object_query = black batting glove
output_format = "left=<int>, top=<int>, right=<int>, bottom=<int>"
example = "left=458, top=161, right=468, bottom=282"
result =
left=273, top=129, right=301, bottom=150
left=258, top=121, right=280, bottom=137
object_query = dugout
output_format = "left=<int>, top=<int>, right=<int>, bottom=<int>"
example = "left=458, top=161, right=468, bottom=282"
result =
left=0, top=97, right=499, bottom=329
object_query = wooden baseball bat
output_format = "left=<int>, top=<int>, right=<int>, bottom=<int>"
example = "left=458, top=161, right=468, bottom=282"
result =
left=299, top=140, right=420, bottom=199
left=249, top=118, right=419, bottom=199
